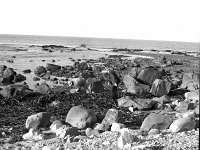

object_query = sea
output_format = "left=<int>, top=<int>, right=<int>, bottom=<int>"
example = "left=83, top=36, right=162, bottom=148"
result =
left=0, top=34, right=199, bottom=52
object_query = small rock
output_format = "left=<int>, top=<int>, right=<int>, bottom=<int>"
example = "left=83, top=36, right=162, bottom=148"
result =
left=26, top=112, right=51, bottom=129
left=50, top=120, right=63, bottom=132
left=102, top=109, right=120, bottom=126
left=42, top=146, right=54, bottom=150
left=111, top=122, right=126, bottom=132
left=148, top=129, right=160, bottom=135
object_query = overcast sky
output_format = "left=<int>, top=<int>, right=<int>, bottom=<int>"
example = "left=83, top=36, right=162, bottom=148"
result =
left=0, top=0, right=199, bottom=42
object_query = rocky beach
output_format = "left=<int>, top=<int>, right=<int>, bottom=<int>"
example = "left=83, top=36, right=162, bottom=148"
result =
left=0, top=43, right=199, bottom=150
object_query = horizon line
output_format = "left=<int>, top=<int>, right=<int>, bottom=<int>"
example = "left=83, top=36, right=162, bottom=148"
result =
left=0, top=33, right=199, bottom=44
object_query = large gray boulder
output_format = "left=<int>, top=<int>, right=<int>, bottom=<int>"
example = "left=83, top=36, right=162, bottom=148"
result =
left=34, top=82, right=50, bottom=94
left=128, top=67, right=162, bottom=86
left=123, top=75, right=150, bottom=94
left=66, top=105, right=97, bottom=129
left=150, top=79, right=171, bottom=97
left=180, top=73, right=199, bottom=91
left=102, top=109, right=120, bottom=126
left=140, top=113, right=173, bottom=132
left=46, top=63, right=61, bottom=72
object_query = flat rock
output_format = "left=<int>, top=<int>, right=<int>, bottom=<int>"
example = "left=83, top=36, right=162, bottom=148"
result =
left=140, top=113, right=173, bottom=132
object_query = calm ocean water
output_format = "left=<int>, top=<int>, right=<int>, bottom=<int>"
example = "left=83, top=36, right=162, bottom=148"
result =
left=0, top=34, right=199, bottom=52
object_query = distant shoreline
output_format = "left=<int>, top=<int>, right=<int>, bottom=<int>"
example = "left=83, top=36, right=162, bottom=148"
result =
left=0, top=34, right=199, bottom=52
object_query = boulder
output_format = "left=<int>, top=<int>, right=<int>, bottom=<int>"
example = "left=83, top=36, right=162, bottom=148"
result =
left=123, top=75, right=150, bottom=94
left=152, top=95, right=171, bottom=110
left=55, top=126, right=79, bottom=139
left=26, top=112, right=51, bottom=129
left=111, top=122, right=126, bottom=132
left=46, top=63, right=61, bottom=72
left=14, top=74, right=26, bottom=83
left=87, top=79, right=106, bottom=93
left=34, top=82, right=50, bottom=94
left=132, top=98, right=157, bottom=110
left=34, top=66, right=47, bottom=77
left=128, top=67, right=162, bottom=86
left=150, top=79, right=171, bottom=97
left=175, top=101, right=194, bottom=111
left=184, top=90, right=199, bottom=102
left=65, top=105, right=97, bottom=129
left=50, top=120, right=63, bottom=132
left=23, top=69, right=31, bottom=74
left=0, top=68, right=16, bottom=85
left=0, top=84, right=32, bottom=98
left=140, top=113, right=173, bottom=132
left=169, top=116, right=196, bottom=133
left=118, top=128, right=134, bottom=149
left=85, top=128, right=100, bottom=138
left=22, top=128, right=44, bottom=141
left=102, top=109, right=120, bottom=126
left=180, top=73, right=199, bottom=91
left=117, top=96, right=135, bottom=108
left=78, top=62, right=88, bottom=70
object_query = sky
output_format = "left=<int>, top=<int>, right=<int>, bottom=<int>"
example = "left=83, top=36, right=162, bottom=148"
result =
left=0, top=0, right=200, bottom=42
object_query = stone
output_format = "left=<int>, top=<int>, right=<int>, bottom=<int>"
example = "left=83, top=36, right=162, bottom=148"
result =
left=23, top=69, right=31, bottom=74
left=169, top=117, right=196, bottom=133
left=26, top=112, right=51, bottom=129
left=132, top=98, right=157, bottom=110
left=0, top=67, right=16, bottom=85
left=34, top=66, right=47, bottom=77
left=55, top=126, right=79, bottom=139
left=42, top=146, right=54, bottom=150
left=13, top=74, right=26, bottom=83
left=68, top=78, right=88, bottom=92
left=182, top=111, right=195, bottom=118
left=46, top=63, right=61, bottom=72
left=85, top=128, right=100, bottom=138
left=0, top=84, right=32, bottom=98
left=34, top=82, right=50, bottom=94
left=123, top=75, right=150, bottom=94
left=88, top=80, right=106, bottom=93
left=148, top=128, right=160, bottom=135
left=140, top=113, right=173, bottom=132
left=93, top=123, right=110, bottom=131
left=176, top=101, right=194, bottom=111
left=65, top=105, right=97, bottom=129
left=194, top=105, right=199, bottom=116
left=118, top=128, right=134, bottom=149
left=50, top=120, right=63, bottom=132
left=128, top=67, right=162, bottom=86
left=102, top=109, right=120, bottom=126
left=22, top=128, right=44, bottom=141
left=150, top=79, right=171, bottom=97
left=117, top=96, right=135, bottom=108
left=184, top=90, right=199, bottom=102
left=111, top=122, right=126, bottom=132
left=180, top=73, right=199, bottom=91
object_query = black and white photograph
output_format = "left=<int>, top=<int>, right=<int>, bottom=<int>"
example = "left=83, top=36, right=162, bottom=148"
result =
left=0, top=0, right=199, bottom=149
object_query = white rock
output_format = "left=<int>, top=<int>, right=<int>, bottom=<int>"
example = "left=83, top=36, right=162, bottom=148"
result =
left=182, top=111, right=195, bottom=118
left=169, top=117, right=196, bottom=133
left=118, top=128, right=133, bottom=149
left=42, top=146, right=55, bottom=150
left=50, top=120, right=63, bottom=132
left=111, top=122, right=126, bottom=132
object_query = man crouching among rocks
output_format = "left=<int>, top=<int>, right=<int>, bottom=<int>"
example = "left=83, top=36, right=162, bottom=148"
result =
left=101, top=68, right=121, bottom=105
left=68, top=77, right=89, bottom=93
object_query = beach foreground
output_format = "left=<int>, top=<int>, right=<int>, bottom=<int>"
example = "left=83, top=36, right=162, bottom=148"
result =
left=0, top=44, right=199, bottom=150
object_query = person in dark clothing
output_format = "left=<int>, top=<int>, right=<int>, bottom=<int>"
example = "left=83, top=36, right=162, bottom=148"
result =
left=102, top=69, right=121, bottom=105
